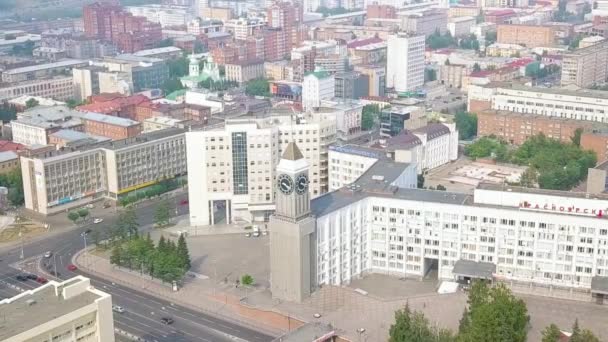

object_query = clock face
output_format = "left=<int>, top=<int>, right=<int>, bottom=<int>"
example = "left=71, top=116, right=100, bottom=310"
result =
left=295, top=174, right=309, bottom=194
left=277, top=174, right=294, bottom=195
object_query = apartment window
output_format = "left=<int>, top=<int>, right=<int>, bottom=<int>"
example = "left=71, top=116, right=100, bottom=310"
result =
left=231, top=132, right=249, bottom=195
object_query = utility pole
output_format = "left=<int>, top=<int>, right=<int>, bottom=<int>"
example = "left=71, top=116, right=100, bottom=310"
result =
left=83, top=234, right=87, bottom=268
left=53, top=253, right=57, bottom=277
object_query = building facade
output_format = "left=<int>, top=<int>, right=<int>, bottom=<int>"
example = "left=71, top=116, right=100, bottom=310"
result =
left=81, top=112, right=142, bottom=140
left=302, top=71, right=336, bottom=111
left=224, top=60, right=265, bottom=84
left=497, top=24, right=555, bottom=47
left=0, top=276, right=115, bottom=342
left=386, top=33, right=425, bottom=93
left=186, top=114, right=336, bottom=226
left=21, top=128, right=186, bottom=214
left=0, top=76, right=75, bottom=102
left=561, top=41, right=608, bottom=88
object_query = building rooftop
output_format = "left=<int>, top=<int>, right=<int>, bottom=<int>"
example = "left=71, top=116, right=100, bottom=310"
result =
left=305, top=70, right=332, bottom=79
left=76, top=94, right=150, bottom=114
left=0, top=151, right=18, bottom=163
left=412, top=123, right=451, bottom=139
left=0, top=276, right=107, bottom=340
left=50, top=129, right=111, bottom=143
left=477, top=182, right=608, bottom=201
left=493, top=82, right=608, bottom=100
left=133, top=46, right=182, bottom=57
left=105, top=54, right=164, bottom=65
left=3, top=59, right=86, bottom=75
left=82, top=112, right=140, bottom=127
left=282, top=142, right=304, bottom=160
left=16, top=105, right=83, bottom=129
left=347, top=36, right=383, bottom=49
left=329, top=144, right=386, bottom=160
left=0, top=140, right=25, bottom=152
left=453, top=260, right=496, bottom=280
left=8, top=95, right=65, bottom=107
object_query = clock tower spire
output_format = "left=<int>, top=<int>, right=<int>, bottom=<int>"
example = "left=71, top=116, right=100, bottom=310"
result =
left=269, top=142, right=316, bottom=302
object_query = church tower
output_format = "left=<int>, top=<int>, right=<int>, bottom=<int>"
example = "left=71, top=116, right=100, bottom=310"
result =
left=189, top=56, right=199, bottom=77
left=269, top=142, right=316, bottom=302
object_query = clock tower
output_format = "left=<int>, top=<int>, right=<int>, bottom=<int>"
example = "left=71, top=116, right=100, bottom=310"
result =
left=269, top=142, right=316, bottom=302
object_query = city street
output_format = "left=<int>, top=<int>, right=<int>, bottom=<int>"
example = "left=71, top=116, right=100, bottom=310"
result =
left=0, top=192, right=274, bottom=342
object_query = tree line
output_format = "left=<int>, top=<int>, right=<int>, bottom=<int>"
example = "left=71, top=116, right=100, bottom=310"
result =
left=389, top=281, right=600, bottom=342
left=0, top=168, right=24, bottom=206
left=105, top=207, right=191, bottom=283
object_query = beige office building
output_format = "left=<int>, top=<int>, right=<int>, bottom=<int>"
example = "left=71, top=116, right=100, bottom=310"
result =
left=186, top=113, right=336, bottom=226
left=21, top=128, right=186, bottom=215
left=0, top=276, right=115, bottom=342
left=0, top=76, right=75, bottom=102
left=561, top=41, right=608, bottom=88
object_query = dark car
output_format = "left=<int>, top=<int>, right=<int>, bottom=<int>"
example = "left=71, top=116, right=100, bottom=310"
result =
left=16, top=275, right=28, bottom=281
left=160, top=317, right=174, bottom=325
left=26, top=274, right=38, bottom=280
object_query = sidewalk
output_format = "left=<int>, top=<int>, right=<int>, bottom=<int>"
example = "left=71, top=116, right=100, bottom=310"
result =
left=73, top=248, right=298, bottom=337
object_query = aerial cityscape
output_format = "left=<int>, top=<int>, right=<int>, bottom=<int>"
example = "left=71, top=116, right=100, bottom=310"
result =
left=0, top=0, right=608, bottom=341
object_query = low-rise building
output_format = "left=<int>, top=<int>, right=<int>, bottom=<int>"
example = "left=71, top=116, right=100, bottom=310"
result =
left=302, top=71, right=335, bottom=111
left=81, top=112, right=142, bottom=140
left=224, top=59, right=265, bottom=84
left=11, top=106, right=84, bottom=146
left=0, top=151, right=19, bottom=174
left=440, top=63, right=468, bottom=88
left=143, top=116, right=187, bottom=132
left=21, top=128, right=186, bottom=214
left=354, top=64, right=386, bottom=97
left=380, top=105, right=427, bottom=137
left=1, top=59, right=87, bottom=83
left=485, top=43, right=528, bottom=57
left=132, top=46, right=183, bottom=60
left=497, top=24, right=555, bottom=47
left=0, top=76, right=74, bottom=102
left=581, top=130, right=608, bottom=163
left=0, top=276, right=115, bottom=342
left=448, top=16, right=476, bottom=37
left=400, top=9, right=448, bottom=37
left=49, top=129, right=111, bottom=149
left=561, top=41, right=608, bottom=88
left=477, top=109, right=598, bottom=145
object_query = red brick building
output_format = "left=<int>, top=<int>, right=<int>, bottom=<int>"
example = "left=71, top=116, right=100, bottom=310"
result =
left=78, top=93, right=150, bottom=119
left=485, top=9, right=516, bottom=24
left=81, top=112, right=142, bottom=140
left=581, top=132, right=608, bottom=163
left=83, top=2, right=162, bottom=52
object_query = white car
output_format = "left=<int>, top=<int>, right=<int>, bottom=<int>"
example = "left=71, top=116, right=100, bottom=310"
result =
left=112, top=305, right=125, bottom=313
left=93, top=218, right=103, bottom=224
left=44, top=251, right=52, bottom=258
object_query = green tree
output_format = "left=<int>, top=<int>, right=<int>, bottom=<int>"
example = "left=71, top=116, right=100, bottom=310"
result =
left=110, top=245, right=124, bottom=266
left=91, top=230, right=101, bottom=249
left=168, top=57, right=189, bottom=78
left=115, top=207, right=139, bottom=239
left=425, top=68, right=437, bottom=82
left=25, top=98, right=39, bottom=109
left=484, top=31, right=497, bottom=46
left=159, top=38, right=174, bottom=47
left=472, top=63, right=481, bottom=72
left=77, top=208, right=89, bottom=221
left=389, top=304, right=455, bottom=342
left=241, top=274, right=254, bottom=286
left=154, top=199, right=171, bottom=227
left=569, top=319, right=600, bottom=342
left=464, top=137, right=508, bottom=161
left=361, top=104, right=380, bottom=130
left=162, top=77, right=185, bottom=95
left=68, top=211, right=80, bottom=224
left=541, top=324, right=561, bottom=342
left=459, top=282, right=528, bottom=342
left=245, top=78, right=270, bottom=97
left=458, top=308, right=470, bottom=334
left=436, top=184, right=447, bottom=191
left=417, top=174, right=425, bottom=188
left=571, top=128, right=583, bottom=146
left=454, top=111, right=478, bottom=140
left=0, top=101, right=17, bottom=122
left=426, top=29, right=457, bottom=50
left=0, top=168, right=24, bottom=206
left=176, top=234, right=191, bottom=269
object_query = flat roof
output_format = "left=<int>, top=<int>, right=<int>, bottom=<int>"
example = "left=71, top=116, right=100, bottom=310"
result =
left=271, top=322, right=336, bottom=342
left=0, top=151, right=18, bottom=163
left=494, top=83, right=608, bottom=100
left=4, top=59, right=86, bottom=75
left=82, top=112, right=140, bottom=127
left=50, top=129, right=110, bottom=143
left=0, top=278, right=103, bottom=340
left=453, top=260, right=496, bottom=279
left=329, top=144, right=386, bottom=160
left=133, top=46, right=182, bottom=56
left=591, top=276, right=608, bottom=294
left=477, top=182, right=608, bottom=201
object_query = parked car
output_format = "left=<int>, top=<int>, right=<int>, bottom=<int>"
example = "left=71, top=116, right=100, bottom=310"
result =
left=36, top=277, right=48, bottom=284
left=16, top=274, right=28, bottom=281
left=44, top=251, right=52, bottom=258
left=26, top=274, right=38, bottom=280
left=180, top=199, right=189, bottom=205
left=160, top=317, right=174, bottom=325
left=93, top=218, right=103, bottom=224
left=67, top=264, right=77, bottom=271
left=112, top=305, right=125, bottom=313
left=252, top=226, right=260, bottom=237
left=103, top=201, right=112, bottom=208
left=86, top=204, right=94, bottom=209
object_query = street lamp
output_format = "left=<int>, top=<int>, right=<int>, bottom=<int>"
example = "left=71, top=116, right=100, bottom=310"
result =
left=82, top=234, right=87, bottom=268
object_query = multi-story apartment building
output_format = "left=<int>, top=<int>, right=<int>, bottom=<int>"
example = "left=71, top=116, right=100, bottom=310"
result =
left=81, top=112, right=142, bottom=140
left=399, top=9, right=448, bottom=37
left=0, top=151, right=20, bottom=175
left=21, top=128, right=186, bottom=214
left=302, top=71, right=336, bottom=111
left=224, top=18, right=265, bottom=40
left=186, top=113, right=336, bottom=226
left=93, top=54, right=169, bottom=92
left=11, top=106, right=84, bottom=146
left=354, top=64, right=386, bottom=97
left=448, top=16, right=476, bottom=37
left=1, top=59, right=88, bottom=83
left=126, top=4, right=192, bottom=27
left=367, top=4, right=398, bottom=19
left=0, top=76, right=75, bottom=102
left=380, top=105, right=427, bottom=136
left=273, top=153, right=608, bottom=302
left=224, top=60, right=265, bottom=84
left=497, top=24, right=555, bottom=47
left=386, top=33, right=425, bottom=92
left=440, top=64, right=468, bottom=88
left=468, top=83, right=608, bottom=123
left=41, top=31, right=117, bottom=59
left=477, top=109, right=599, bottom=145
left=561, top=41, right=608, bottom=88
left=83, top=2, right=162, bottom=53
left=0, top=276, right=115, bottom=342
